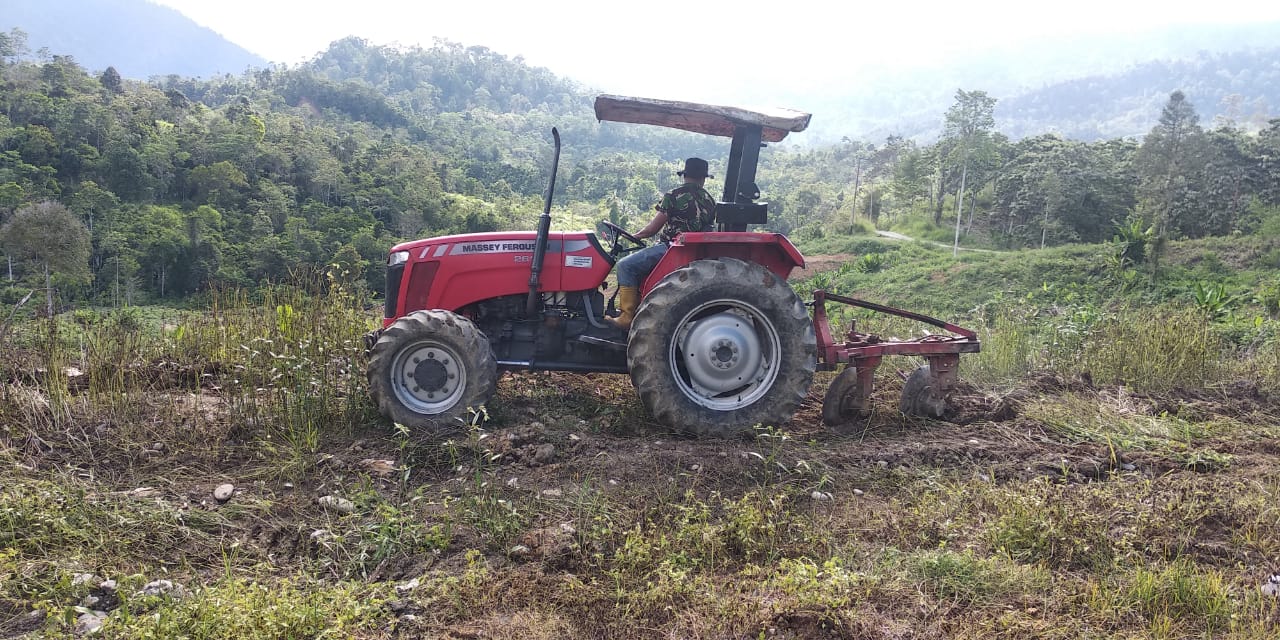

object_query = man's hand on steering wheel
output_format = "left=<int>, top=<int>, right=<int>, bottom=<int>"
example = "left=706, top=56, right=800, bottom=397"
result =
left=598, top=220, right=647, bottom=256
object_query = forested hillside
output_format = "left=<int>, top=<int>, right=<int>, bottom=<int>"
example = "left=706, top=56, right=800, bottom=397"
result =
left=1, top=33, right=1279, bottom=312
left=997, top=48, right=1280, bottom=140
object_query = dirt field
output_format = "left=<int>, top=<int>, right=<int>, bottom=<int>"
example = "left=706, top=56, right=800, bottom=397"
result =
left=4, top=358, right=1279, bottom=638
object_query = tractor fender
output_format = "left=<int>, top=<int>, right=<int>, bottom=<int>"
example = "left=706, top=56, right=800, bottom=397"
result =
left=640, top=232, right=806, bottom=296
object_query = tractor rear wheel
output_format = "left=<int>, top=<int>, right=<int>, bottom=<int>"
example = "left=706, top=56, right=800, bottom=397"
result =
left=368, top=309, right=497, bottom=433
left=628, top=258, right=816, bottom=437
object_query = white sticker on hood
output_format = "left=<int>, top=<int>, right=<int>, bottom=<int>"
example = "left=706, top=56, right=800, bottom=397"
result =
left=565, top=255, right=593, bottom=268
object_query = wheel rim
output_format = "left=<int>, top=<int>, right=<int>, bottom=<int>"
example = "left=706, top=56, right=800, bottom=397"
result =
left=670, top=299, right=781, bottom=411
left=389, top=340, right=467, bottom=415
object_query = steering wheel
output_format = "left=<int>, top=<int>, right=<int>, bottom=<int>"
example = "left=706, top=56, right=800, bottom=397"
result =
left=597, top=220, right=646, bottom=256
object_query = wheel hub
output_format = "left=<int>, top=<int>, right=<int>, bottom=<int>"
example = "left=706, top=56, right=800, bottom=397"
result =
left=413, top=358, right=449, bottom=393
left=678, top=310, right=765, bottom=397
left=393, top=344, right=464, bottom=411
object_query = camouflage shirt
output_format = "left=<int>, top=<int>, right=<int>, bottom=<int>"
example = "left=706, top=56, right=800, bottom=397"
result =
left=656, top=183, right=717, bottom=243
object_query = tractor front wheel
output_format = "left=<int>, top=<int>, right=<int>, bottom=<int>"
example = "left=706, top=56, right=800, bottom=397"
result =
left=628, top=258, right=816, bottom=437
left=368, top=309, right=497, bottom=433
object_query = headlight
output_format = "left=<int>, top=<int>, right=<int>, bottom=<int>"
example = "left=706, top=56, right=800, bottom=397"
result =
left=388, top=250, right=410, bottom=266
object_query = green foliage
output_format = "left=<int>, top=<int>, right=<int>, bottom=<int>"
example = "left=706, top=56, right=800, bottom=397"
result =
left=1075, top=307, right=1222, bottom=392
left=908, top=549, right=1050, bottom=605
left=1191, top=281, right=1242, bottom=320
left=102, top=578, right=393, bottom=638
left=965, top=306, right=1040, bottom=385
left=1111, top=214, right=1155, bottom=267
left=852, top=253, right=885, bottom=274
left=1091, top=560, right=1232, bottom=633
left=1256, top=278, right=1280, bottom=317
left=0, top=201, right=91, bottom=282
left=985, top=479, right=1116, bottom=570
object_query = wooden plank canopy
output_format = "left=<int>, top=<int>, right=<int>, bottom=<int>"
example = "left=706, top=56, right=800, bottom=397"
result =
left=593, top=94, right=811, bottom=143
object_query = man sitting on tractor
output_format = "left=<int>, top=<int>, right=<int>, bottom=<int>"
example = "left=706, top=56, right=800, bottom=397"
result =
left=607, top=157, right=717, bottom=331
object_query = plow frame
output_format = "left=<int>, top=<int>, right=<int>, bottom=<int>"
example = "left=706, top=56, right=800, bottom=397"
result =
left=811, top=290, right=981, bottom=420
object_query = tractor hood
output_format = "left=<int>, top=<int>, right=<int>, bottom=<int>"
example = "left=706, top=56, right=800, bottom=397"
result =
left=594, top=95, right=811, bottom=143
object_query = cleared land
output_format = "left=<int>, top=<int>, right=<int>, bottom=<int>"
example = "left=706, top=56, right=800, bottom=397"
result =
left=3, top=330, right=1279, bottom=638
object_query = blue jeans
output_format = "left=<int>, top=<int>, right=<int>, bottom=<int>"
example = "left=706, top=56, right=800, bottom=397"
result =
left=616, top=242, right=669, bottom=288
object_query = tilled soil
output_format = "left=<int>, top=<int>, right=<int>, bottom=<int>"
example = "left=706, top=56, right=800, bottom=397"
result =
left=4, top=363, right=1279, bottom=638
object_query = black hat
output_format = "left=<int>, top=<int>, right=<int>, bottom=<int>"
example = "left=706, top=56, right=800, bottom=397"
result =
left=677, top=157, right=713, bottom=179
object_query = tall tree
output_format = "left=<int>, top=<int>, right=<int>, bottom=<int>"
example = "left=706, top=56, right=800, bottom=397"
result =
left=99, top=66, right=123, bottom=94
left=0, top=201, right=92, bottom=315
left=942, top=90, right=998, bottom=255
left=0, top=28, right=28, bottom=65
left=1134, top=90, right=1209, bottom=274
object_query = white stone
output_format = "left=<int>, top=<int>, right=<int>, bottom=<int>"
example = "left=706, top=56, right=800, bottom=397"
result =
left=74, top=611, right=106, bottom=635
left=138, top=579, right=186, bottom=598
left=359, top=459, right=397, bottom=476
left=317, top=495, right=355, bottom=514
left=212, top=483, right=234, bottom=502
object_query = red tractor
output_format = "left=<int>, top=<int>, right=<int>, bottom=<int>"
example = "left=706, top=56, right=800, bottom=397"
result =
left=367, top=96, right=979, bottom=436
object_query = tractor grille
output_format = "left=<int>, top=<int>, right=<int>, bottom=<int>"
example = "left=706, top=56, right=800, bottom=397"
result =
left=384, top=263, right=404, bottom=318
left=403, top=261, right=440, bottom=313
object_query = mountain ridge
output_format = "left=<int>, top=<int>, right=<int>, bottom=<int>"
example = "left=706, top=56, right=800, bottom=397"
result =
left=4, top=0, right=266, bottom=78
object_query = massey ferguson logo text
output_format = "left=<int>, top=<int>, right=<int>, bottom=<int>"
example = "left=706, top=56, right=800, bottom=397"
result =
left=460, top=242, right=536, bottom=253
left=450, top=241, right=555, bottom=255
left=444, top=239, right=589, bottom=256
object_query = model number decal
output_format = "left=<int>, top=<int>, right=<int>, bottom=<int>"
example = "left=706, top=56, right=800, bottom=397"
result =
left=565, top=255, right=593, bottom=268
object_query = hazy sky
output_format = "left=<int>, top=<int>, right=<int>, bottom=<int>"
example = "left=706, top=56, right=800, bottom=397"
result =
left=150, top=0, right=1280, bottom=104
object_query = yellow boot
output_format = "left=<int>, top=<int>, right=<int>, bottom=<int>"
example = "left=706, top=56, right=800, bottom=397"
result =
left=606, top=286, right=639, bottom=331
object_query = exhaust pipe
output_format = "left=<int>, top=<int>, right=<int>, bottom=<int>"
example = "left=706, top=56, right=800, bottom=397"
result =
left=526, top=127, right=561, bottom=317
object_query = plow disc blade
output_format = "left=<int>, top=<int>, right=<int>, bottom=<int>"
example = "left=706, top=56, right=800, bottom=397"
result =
left=822, top=367, right=868, bottom=425
left=899, top=365, right=948, bottom=419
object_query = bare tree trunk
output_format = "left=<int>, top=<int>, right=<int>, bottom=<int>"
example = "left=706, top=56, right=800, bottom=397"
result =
left=965, top=189, right=977, bottom=234
left=1041, top=207, right=1049, bottom=250
left=44, top=262, right=53, bottom=317
left=849, top=157, right=862, bottom=233
left=932, top=168, right=944, bottom=225
left=952, top=161, right=968, bottom=257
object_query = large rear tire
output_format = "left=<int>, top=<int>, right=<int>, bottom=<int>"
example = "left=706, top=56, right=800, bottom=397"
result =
left=368, top=309, right=497, bottom=434
left=627, top=258, right=816, bottom=437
